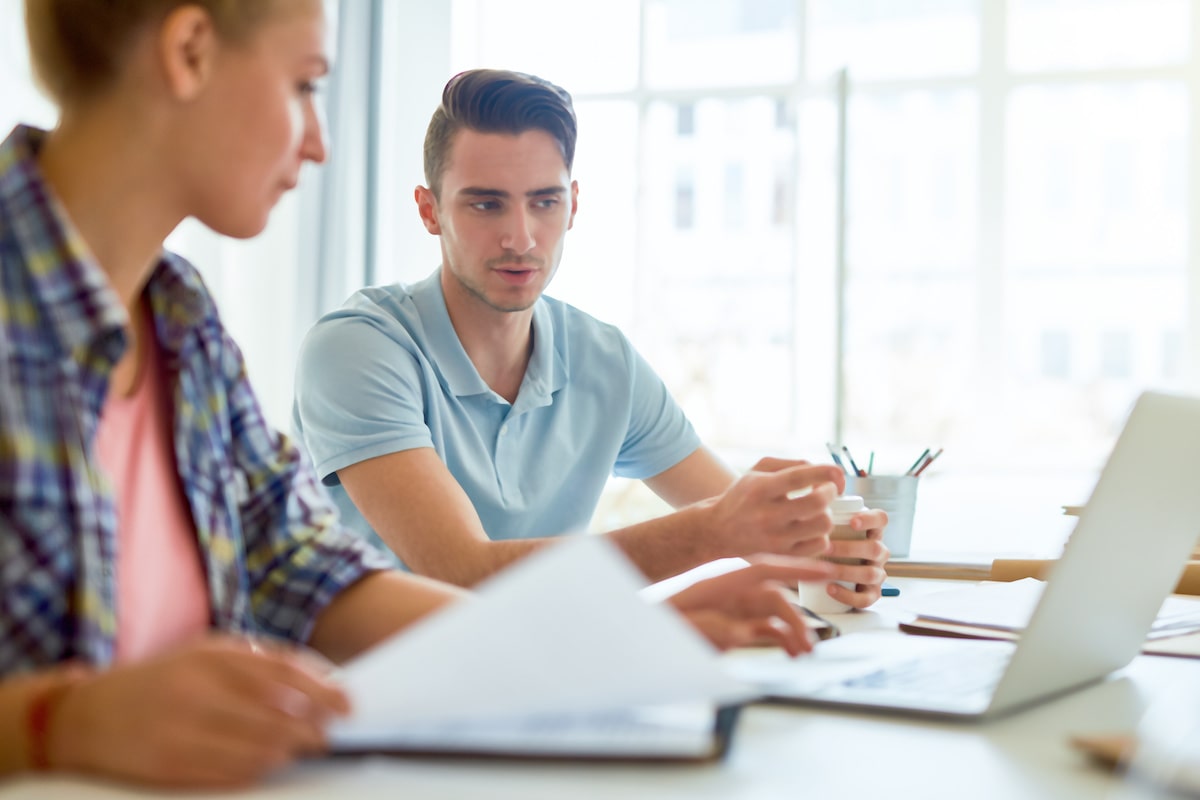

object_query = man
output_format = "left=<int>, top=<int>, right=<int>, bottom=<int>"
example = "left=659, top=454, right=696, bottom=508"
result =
left=294, top=69, right=888, bottom=606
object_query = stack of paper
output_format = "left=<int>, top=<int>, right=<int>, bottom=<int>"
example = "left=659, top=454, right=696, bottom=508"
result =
left=898, top=578, right=1200, bottom=652
left=328, top=536, right=752, bottom=761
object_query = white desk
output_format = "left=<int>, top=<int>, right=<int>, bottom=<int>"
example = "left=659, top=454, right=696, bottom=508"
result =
left=3, top=578, right=1197, bottom=800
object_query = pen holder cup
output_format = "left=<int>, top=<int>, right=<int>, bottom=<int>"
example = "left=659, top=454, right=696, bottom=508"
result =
left=843, top=474, right=919, bottom=558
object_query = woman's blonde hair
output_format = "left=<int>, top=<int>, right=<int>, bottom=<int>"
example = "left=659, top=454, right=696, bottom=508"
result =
left=24, top=0, right=282, bottom=106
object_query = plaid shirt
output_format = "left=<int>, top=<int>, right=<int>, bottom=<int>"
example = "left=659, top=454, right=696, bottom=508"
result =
left=0, top=125, right=393, bottom=673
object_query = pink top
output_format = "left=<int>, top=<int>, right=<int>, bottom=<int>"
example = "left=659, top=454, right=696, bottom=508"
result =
left=95, top=308, right=211, bottom=663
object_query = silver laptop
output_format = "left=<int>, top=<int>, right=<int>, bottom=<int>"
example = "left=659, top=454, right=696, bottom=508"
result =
left=732, top=390, right=1200, bottom=719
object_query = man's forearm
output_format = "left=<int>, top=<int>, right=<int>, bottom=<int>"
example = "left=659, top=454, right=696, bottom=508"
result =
left=338, top=447, right=730, bottom=589
left=386, top=508, right=721, bottom=589
left=387, top=535, right=557, bottom=588
left=604, top=501, right=726, bottom=582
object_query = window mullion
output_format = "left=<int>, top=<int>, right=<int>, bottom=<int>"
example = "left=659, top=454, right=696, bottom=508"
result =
left=1188, top=4, right=1200, bottom=391
left=978, top=0, right=1009, bottom=401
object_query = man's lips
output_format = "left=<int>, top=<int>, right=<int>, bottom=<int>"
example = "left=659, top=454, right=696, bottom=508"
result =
left=494, top=266, right=538, bottom=285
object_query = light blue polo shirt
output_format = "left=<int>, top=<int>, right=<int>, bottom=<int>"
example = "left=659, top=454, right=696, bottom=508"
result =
left=292, top=269, right=701, bottom=565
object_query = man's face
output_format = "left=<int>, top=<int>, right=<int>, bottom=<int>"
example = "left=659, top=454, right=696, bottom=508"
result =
left=418, top=128, right=578, bottom=315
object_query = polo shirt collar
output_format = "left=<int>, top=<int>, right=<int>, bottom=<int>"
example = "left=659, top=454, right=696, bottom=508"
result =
left=514, top=296, right=568, bottom=414
left=412, top=268, right=568, bottom=407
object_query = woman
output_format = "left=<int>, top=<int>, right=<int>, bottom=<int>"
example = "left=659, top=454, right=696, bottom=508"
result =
left=0, top=0, right=837, bottom=788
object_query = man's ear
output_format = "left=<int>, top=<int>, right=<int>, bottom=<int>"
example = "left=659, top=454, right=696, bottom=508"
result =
left=158, top=5, right=219, bottom=101
left=415, top=185, right=442, bottom=235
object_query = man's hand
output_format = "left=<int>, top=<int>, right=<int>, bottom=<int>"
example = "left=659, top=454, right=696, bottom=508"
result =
left=666, top=557, right=835, bottom=656
left=822, top=509, right=890, bottom=609
left=49, top=636, right=350, bottom=789
left=697, top=459, right=846, bottom=560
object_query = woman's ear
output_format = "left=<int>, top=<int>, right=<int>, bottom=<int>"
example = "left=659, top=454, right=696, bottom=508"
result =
left=157, top=5, right=219, bottom=101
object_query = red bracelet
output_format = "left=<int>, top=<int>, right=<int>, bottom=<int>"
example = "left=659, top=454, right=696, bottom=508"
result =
left=25, top=673, right=85, bottom=771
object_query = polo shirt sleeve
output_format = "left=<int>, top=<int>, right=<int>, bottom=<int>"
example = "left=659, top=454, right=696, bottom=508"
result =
left=294, top=308, right=434, bottom=486
left=613, top=343, right=701, bottom=480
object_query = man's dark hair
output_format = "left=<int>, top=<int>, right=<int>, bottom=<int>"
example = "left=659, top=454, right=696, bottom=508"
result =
left=423, top=69, right=577, bottom=198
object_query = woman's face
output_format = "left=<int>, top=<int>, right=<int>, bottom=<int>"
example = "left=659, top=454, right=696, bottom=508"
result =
left=176, top=1, right=329, bottom=239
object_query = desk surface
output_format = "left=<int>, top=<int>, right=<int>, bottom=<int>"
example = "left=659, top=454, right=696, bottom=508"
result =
left=4, top=578, right=1197, bottom=800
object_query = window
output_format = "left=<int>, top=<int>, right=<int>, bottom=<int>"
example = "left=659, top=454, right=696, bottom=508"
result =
left=1040, top=331, right=1071, bottom=379
left=1007, top=0, right=1190, bottom=71
left=1100, top=331, right=1133, bottom=380
left=677, top=103, right=696, bottom=136
left=382, top=0, right=1200, bottom=561
left=723, top=163, right=746, bottom=229
left=0, top=21, right=55, bottom=132
left=674, top=173, right=696, bottom=230
left=1165, top=330, right=1183, bottom=379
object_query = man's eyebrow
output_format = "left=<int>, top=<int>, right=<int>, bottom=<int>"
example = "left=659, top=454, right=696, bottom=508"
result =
left=458, top=186, right=567, bottom=199
left=459, top=188, right=509, bottom=198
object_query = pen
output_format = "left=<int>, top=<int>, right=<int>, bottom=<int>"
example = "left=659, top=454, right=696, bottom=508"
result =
left=905, top=448, right=930, bottom=476
left=799, top=607, right=841, bottom=641
left=842, top=446, right=865, bottom=477
left=912, top=447, right=944, bottom=477
left=826, top=442, right=849, bottom=475
left=867, top=451, right=874, bottom=476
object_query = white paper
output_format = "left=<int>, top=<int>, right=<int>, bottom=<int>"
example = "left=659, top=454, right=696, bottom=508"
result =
left=329, top=536, right=750, bottom=745
left=640, top=557, right=751, bottom=604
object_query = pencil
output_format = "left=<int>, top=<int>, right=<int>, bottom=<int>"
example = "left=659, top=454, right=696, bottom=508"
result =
left=826, top=442, right=849, bottom=474
left=842, top=446, right=865, bottom=477
left=905, top=448, right=930, bottom=476
left=912, top=447, right=943, bottom=477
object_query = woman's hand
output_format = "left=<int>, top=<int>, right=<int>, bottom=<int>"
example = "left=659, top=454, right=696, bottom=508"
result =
left=49, top=636, right=349, bottom=789
left=666, top=556, right=834, bottom=656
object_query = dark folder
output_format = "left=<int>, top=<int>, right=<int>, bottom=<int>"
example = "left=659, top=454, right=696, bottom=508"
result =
left=328, top=703, right=742, bottom=764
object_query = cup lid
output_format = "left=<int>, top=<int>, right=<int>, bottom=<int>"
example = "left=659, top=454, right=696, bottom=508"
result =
left=832, top=495, right=865, bottom=515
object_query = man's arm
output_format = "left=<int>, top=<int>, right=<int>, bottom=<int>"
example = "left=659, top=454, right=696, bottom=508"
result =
left=339, top=446, right=846, bottom=586
left=641, top=446, right=740, bottom=506
left=338, top=448, right=551, bottom=586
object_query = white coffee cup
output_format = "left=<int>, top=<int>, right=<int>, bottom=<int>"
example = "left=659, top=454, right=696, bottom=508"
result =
left=797, top=494, right=866, bottom=614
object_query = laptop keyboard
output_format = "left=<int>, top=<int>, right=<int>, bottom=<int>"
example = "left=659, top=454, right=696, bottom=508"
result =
left=841, top=647, right=1012, bottom=699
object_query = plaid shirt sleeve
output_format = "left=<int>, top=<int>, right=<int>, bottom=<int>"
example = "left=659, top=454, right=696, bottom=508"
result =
left=208, top=304, right=396, bottom=644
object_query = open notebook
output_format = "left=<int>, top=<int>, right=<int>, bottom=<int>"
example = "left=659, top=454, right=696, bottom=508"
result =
left=896, top=577, right=1200, bottom=657
left=326, top=536, right=750, bottom=762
